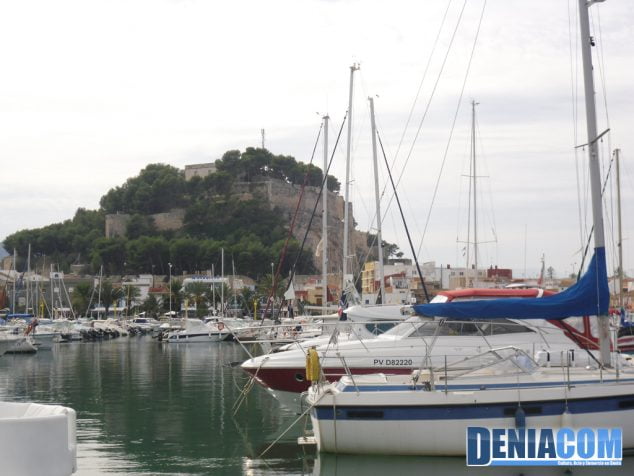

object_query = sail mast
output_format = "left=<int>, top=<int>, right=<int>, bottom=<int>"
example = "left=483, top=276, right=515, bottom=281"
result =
left=472, top=100, right=479, bottom=287
left=11, top=249, right=16, bottom=314
left=578, top=0, right=610, bottom=366
left=616, top=148, right=623, bottom=310
left=369, top=97, right=386, bottom=304
left=97, top=265, right=103, bottom=319
left=322, top=114, right=329, bottom=315
left=342, top=64, right=359, bottom=291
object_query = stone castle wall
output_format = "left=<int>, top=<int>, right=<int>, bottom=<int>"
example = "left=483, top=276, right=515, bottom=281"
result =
left=105, top=209, right=185, bottom=238
left=105, top=178, right=370, bottom=274
left=231, top=179, right=370, bottom=275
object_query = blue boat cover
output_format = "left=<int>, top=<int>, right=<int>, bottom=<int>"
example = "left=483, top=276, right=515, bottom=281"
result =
left=413, top=247, right=609, bottom=320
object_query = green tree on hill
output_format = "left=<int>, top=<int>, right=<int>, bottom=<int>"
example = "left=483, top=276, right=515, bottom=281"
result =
left=100, top=164, right=186, bottom=214
left=2, top=147, right=333, bottom=278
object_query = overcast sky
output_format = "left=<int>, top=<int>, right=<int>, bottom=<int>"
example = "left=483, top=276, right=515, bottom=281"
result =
left=1, top=0, right=633, bottom=279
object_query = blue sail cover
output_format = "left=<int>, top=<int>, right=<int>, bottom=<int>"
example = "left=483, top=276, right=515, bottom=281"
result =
left=414, top=247, right=609, bottom=320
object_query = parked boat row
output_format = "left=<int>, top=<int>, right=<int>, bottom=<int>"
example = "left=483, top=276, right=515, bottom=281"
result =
left=242, top=0, right=634, bottom=461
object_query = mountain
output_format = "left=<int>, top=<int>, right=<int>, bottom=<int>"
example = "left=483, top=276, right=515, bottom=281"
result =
left=2, top=147, right=393, bottom=279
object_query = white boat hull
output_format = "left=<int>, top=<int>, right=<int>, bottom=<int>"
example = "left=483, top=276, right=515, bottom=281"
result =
left=309, top=372, right=634, bottom=456
left=32, top=333, right=56, bottom=351
left=167, top=333, right=224, bottom=343
left=0, top=401, right=76, bottom=475
left=313, top=410, right=634, bottom=456
left=6, top=337, right=37, bottom=354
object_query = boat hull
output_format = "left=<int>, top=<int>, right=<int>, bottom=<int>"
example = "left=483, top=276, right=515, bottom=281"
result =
left=0, top=401, right=76, bottom=475
left=309, top=379, right=634, bottom=456
left=167, top=333, right=224, bottom=343
left=32, top=333, right=56, bottom=351
left=6, top=337, right=37, bottom=354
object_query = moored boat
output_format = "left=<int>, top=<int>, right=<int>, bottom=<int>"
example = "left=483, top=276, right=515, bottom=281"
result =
left=307, top=347, right=634, bottom=455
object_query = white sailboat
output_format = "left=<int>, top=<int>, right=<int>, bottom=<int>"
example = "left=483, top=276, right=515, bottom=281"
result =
left=307, top=0, right=634, bottom=457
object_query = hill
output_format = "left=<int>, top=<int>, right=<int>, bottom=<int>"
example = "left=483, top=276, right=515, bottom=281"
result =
left=2, top=147, right=393, bottom=280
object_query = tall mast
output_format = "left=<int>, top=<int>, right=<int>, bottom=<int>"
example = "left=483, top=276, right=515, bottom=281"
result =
left=472, top=100, right=479, bottom=287
left=369, top=97, right=386, bottom=304
left=578, top=0, right=609, bottom=365
left=212, top=264, right=216, bottom=313
left=97, top=265, right=103, bottom=319
left=221, top=248, right=225, bottom=316
left=11, top=249, right=16, bottom=314
left=615, top=148, right=623, bottom=310
left=50, top=263, right=54, bottom=319
left=342, top=63, right=359, bottom=290
left=322, top=114, right=329, bottom=315
left=26, top=244, right=31, bottom=313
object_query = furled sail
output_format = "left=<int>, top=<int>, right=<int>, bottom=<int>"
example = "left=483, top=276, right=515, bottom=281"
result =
left=414, top=247, right=608, bottom=320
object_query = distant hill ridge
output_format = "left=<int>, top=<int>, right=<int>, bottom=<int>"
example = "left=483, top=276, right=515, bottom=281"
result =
left=2, top=148, right=390, bottom=279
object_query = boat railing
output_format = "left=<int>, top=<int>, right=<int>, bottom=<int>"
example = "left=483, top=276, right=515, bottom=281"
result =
left=413, top=346, right=540, bottom=386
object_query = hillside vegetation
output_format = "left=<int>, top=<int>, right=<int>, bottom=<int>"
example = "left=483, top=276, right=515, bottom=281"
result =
left=3, top=148, right=338, bottom=278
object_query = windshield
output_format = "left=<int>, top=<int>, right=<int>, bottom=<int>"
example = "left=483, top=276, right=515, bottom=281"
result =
left=381, top=316, right=534, bottom=338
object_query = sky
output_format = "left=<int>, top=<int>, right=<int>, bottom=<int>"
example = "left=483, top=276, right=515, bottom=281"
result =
left=1, top=0, right=633, bottom=279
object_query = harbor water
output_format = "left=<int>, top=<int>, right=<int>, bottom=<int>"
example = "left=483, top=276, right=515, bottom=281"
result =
left=1, top=337, right=632, bottom=475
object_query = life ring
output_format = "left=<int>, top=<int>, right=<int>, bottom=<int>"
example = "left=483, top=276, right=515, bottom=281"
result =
left=217, top=322, right=225, bottom=331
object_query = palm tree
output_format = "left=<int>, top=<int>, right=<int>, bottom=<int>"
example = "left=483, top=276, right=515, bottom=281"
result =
left=185, top=282, right=209, bottom=318
left=141, top=294, right=160, bottom=318
left=71, top=282, right=93, bottom=317
left=124, top=285, right=142, bottom=317
left=101, top=281, right=124, bottom=318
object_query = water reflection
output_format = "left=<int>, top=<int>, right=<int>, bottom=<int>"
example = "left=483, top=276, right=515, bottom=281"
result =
left=1, top=339, right=631, bottom=475
left=312, top=453, right=634, bottom=476
left=0, top=338, right=305, bottom=475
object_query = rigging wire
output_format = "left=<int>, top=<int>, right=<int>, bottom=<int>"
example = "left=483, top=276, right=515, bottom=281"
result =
left=576, top=150, right=615, bottom=280
left=369, top=1, right=455, bottom=266
left=260, top=120, right=324, bottom=321
left=276, top=113, right=349, bottom=315
left=416, top=0, right=488, bottom=259
left=377, top=130, right=430, bottom=302
left=568, top=0, right=585, bottom=253
left=593, top=6, right=619, bottom=281
left=367, top=0, right=471, bottom=260
left=384, top=0, right=469, bottom=222
left=389, top=0, right=455, bottom=172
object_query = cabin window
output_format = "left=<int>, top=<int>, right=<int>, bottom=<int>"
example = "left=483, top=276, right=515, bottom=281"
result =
left=477, top=319, right=534, bottom=335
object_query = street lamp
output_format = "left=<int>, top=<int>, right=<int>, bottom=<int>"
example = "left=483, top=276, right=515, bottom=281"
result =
left=168, top=262, right=173, bottom=316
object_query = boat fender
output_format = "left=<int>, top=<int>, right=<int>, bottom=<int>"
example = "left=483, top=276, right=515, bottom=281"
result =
left=306, top=347, right=320, bottom=382
left=515, top=406, right=526, bottom=428
left=217, top=322, right=225, bottom=331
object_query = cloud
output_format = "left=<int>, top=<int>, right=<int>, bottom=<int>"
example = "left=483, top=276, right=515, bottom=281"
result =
left=0, top=0, right=632, bottom=277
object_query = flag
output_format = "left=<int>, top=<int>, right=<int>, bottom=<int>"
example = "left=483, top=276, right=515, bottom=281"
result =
left=284, top=281, right=296, bottom=300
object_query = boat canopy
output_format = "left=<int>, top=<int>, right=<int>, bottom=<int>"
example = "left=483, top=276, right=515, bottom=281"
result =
left=5, top=313, right=35, bottom=320
left=414, top=247, right=608, bottom=320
